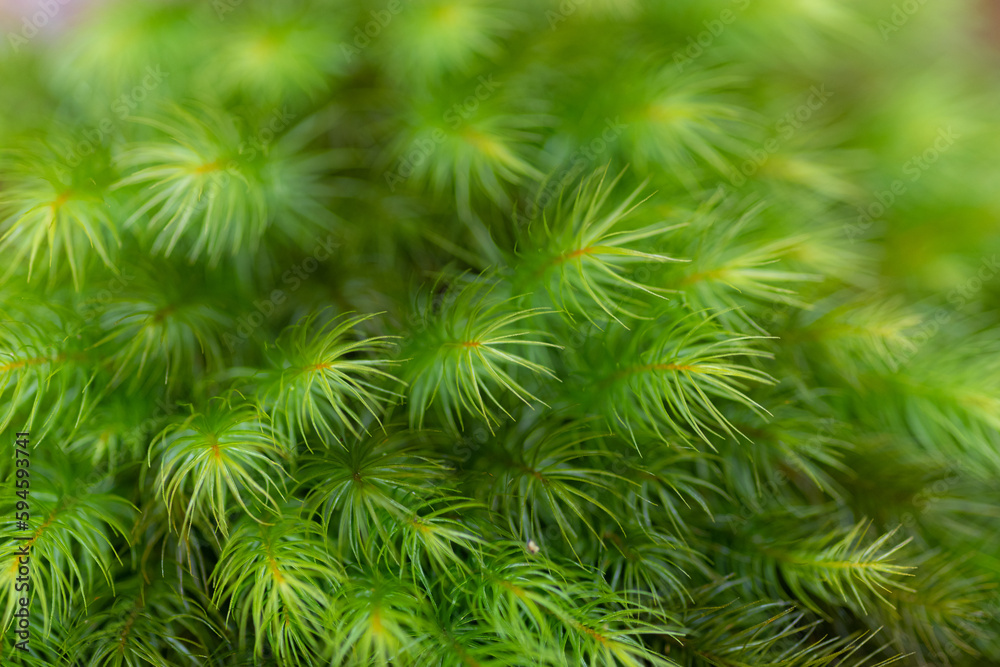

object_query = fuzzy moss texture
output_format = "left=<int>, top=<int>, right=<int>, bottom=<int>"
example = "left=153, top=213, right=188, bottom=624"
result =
left=1, top=0, right=999, bottom=665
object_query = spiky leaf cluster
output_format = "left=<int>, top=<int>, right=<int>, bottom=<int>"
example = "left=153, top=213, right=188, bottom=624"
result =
left=2, top=1, right=1000, bottom=666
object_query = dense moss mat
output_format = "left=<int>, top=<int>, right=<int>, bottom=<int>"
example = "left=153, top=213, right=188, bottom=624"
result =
left=1, top=0, right=999, bottom=664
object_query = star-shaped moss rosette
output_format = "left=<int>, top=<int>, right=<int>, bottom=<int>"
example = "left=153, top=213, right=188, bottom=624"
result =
left=0, top=0, right=998, bottom=665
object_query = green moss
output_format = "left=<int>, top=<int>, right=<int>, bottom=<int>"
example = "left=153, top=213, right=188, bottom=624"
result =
left=1, top=0, right=999, bottom=664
